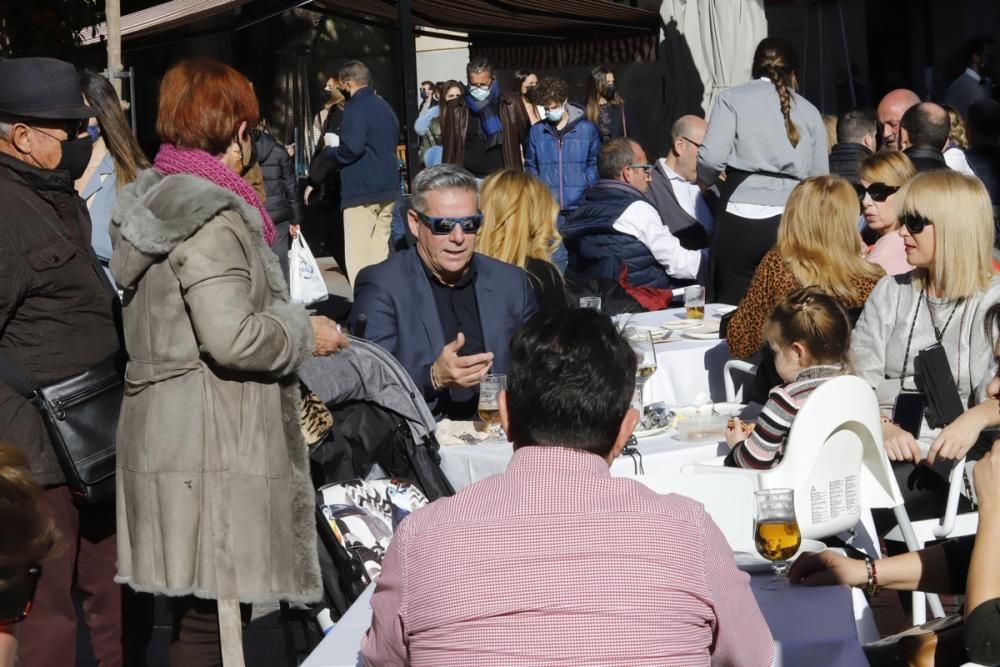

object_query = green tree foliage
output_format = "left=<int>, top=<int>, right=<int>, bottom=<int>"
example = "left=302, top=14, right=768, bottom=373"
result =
left=0, top=0, right=105, bottom=60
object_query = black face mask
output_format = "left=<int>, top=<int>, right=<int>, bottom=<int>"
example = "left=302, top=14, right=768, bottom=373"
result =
left=339, top=87, right=352, bottom=101
left=525, top=85, right=537, bottom=103
left=420, top=90, right=429, bottom=100
left=57, top=136, right=93, bottom=180
left=604, top=85, right=616, bottom=100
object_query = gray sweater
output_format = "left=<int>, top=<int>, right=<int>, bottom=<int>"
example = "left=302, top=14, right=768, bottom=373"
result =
left=849, top=273, right=1000, bottom=411
left=697, top=79, right=828, bottom=206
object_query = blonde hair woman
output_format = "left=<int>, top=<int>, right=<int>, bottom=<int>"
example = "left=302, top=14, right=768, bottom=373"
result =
left=943, top=104, right=975, bottom=175
left=727, top=175, right=884, bottom=359
left=851, top=170, right=1000, bottom=466
left=858, top=151, right=917, bottom=276
left=478, top=169, right=569, bottom=311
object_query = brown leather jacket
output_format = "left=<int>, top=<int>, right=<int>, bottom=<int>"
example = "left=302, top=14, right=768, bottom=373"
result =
left=441, top=91, right=529, bottom=172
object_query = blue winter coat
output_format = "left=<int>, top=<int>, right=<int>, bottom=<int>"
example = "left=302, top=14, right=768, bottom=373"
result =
left=524, top=105, right=600, bottom=211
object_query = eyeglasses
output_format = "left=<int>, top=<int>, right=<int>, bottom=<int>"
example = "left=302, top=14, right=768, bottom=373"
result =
left=900, top=212, right=934, bottom=234
left=628, top=163, right=654, bottom=174
left=854, top=182, right=900, bottom=203
left=31, top=119, right=88, bottom=141
left=679, top=136, right=702, bottom=149
left=0, top=565, right=41, bottom=626
left=414, top=210, right=483, bottom=235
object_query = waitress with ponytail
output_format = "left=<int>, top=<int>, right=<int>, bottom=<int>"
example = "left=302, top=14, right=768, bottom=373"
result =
left=698, top=37, right=828, bottom=306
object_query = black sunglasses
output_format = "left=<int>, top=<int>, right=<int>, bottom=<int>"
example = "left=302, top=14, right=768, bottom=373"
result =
left=854, top=182, right=900, bottom=203
left=0, top=565, right=42, bottom=625
left=899, top=212, right=934, bottom=234
left=414, top=210, right=483, bottom=235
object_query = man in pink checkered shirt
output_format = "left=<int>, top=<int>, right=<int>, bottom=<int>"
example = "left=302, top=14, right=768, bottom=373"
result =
left=361, top=309, right=774, bottom=666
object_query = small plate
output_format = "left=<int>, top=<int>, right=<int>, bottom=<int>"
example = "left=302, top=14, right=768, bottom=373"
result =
left=627, top=325, right=672, bottom=344
left=682, top=321, right=721, bottom=339
left=714, top=305, right=737, bottom=316
left=633, top=424, right=671, bottom=439
left=662, top=318, right=701, bottom=330
left=731, top=539, right=826, bottom=573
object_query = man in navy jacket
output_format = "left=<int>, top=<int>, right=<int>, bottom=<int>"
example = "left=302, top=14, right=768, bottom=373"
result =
left=320, top=60, right=400, bottom=284
left=351, top=164, right=538, bottom=419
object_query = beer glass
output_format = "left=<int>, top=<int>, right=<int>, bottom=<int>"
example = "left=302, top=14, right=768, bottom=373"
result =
left=684, top=285, right=706, bottom=320
left=478, top=374, right=506, bottom=439
left=579, top=296, right=602, bottom=311
left=754, top=488, right=801, bottom=589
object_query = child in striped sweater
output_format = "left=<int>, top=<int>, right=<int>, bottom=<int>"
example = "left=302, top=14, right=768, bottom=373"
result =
left=724, top=287, right=852, bottom=469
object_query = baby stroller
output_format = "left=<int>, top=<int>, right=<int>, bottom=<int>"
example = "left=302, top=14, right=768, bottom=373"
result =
left=298, top=338, right=453, bottom=627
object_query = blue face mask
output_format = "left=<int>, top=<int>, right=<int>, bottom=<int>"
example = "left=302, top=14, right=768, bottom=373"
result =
left=545, top=106, right=565, bottom=123
left=469, top=86, right=491, bottom=102
left=86, top=124, right=101, bottom=143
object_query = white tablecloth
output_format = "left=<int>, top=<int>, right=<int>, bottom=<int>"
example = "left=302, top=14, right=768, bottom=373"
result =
left=616, top=304, right=734, bottom=405
left=304, top=577, right=868, bottom=667
left=440, top=430, right=729, bottom=492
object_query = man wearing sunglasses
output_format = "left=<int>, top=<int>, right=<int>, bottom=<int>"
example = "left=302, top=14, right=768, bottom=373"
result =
left=351, top=164, right=538, bottom=419
left=0, top=58, right=123, bottom=666
left=562, top=138, right=705, bottom=292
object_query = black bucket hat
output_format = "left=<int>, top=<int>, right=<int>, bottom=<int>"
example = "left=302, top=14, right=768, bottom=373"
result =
left=0, top=57, right=91, bottom=120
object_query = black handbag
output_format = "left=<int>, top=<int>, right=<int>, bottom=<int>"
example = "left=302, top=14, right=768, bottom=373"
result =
left=0, top=351, right=124, bottom=507
left=913, top=342, right=965, bottom=428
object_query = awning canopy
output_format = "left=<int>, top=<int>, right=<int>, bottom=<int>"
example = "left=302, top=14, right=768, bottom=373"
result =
left=83, top=0, right=659, bottom=46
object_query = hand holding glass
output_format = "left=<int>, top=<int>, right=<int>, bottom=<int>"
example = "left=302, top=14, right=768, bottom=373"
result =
left=478, top=374, right=506, bottom=439
left=754, top=489, right=801, bottom=589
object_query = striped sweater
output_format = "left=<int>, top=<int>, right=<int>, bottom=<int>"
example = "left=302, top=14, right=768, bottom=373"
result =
left=725, top=365, right=844, bottom=469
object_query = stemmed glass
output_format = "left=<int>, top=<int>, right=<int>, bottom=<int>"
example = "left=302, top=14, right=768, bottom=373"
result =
left=754, top=489, right=801, bottom=590
left=478, top=374, right=506, bottom=439
left=623, top=328, right=657, bottom=419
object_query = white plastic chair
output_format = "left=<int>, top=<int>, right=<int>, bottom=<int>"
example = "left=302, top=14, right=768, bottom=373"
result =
left=620, top=473, right=755, bottom=546
left=723, top=359, right=758, bottom=402
left=884, top=457, right=979, bottom=624
left=683, top=375, right=901, bottom=542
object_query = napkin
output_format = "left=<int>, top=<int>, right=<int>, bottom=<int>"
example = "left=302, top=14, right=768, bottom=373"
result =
left=436, top=419, right=490, bottom=446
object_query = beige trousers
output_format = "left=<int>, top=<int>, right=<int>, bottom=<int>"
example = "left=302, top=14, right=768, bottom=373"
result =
left=343, top=201, right=394, bottom=285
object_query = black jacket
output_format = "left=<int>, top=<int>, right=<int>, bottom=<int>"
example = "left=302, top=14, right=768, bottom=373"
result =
left=904, top=146, right=950, bottom=173
left=828, top=142, right=873, bottom=184
left=966, top=144, right=1000, bottom=222
left=254, top=130, right=301, bottom=227
left=0, top=153, right=119, bottom=484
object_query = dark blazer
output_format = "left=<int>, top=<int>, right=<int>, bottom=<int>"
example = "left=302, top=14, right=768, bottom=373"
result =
left=351, top=248, right=538, bottom=415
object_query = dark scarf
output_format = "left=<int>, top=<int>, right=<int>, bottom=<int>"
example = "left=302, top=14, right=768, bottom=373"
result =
left=465, top=80, right=503, bottom=149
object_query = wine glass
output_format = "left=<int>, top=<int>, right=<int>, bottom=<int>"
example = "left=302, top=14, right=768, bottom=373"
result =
left=623, top=328, right=657, bottom=419
left=754, top=488, right=801, bottom=590
left=478, top=374, right=506, bottom=439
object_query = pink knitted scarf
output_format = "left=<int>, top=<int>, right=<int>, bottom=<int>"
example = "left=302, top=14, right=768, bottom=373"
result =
left=154, top=143, right=276, bottom=245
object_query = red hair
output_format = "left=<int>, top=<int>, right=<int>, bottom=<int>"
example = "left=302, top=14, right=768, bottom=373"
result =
left=156, top=59, right=259, bottom=154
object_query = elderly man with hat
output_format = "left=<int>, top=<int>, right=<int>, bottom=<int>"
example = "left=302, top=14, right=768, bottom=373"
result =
left=0, top=58, right=124, bottom=665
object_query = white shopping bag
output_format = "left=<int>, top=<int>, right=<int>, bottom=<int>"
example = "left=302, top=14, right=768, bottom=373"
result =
left=288, top=235, right=328, bottom=304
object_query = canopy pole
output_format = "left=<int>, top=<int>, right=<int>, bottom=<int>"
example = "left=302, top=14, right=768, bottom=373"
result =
left=398, top=0, right=419, bottom=192
left=106, top=0, right=123, bottom=97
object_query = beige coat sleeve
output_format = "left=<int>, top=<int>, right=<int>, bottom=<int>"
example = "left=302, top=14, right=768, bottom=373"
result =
left=169, top=215, right=313, bottom=376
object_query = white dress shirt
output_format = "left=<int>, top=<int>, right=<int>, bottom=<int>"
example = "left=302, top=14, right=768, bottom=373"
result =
left=613, top=200, right=704, bottom=280
left=658, top=158, right=715, bottom=235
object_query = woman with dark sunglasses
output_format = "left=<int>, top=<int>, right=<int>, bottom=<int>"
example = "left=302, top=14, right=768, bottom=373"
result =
left=0, top=444, right=56, bottom=667
left=857, top=151, right=917, bottom=276
left=850, top=170, right=1000, bottom=517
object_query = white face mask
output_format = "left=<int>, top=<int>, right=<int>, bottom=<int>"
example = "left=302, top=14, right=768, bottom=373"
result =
left=545, top=106, right=565, bottom=123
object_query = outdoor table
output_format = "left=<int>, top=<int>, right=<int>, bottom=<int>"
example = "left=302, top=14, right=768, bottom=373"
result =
left=440, top=429, right=728, bottom=492
left=303, top=575, right=870, bottom=667
left=614, top=304, right=735, bottom=405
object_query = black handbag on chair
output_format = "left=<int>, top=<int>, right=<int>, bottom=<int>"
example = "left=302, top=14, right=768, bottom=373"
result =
left=0, top=351, right=125, bottom=507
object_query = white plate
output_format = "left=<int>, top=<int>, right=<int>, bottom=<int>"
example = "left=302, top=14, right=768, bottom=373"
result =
left=682, top=321, right=721, bottom=340
left=627, top=325, right=672, bottom=344
left=713, top=305, right=737, bottom=316
left=633, top=424, right=671, bottom=439
left=662, top=318, right=701, bottom=330
left=731, top=539, right=826, bottom=573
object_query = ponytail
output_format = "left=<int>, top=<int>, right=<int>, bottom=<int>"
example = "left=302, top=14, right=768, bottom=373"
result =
left=774, top=77, right=800, bottom=148
left=752, top=37, right=802, bottom=149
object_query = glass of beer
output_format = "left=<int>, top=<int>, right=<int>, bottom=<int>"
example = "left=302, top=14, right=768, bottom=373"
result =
left=684, top=285, right=706, bottom=320
left=579, top=296, right=602, bottom=312
left=622, top=328, right=657, bottom=418
left=754, top=488, right=801, bottom=589
left=478, top=374, right=506, bottom=439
